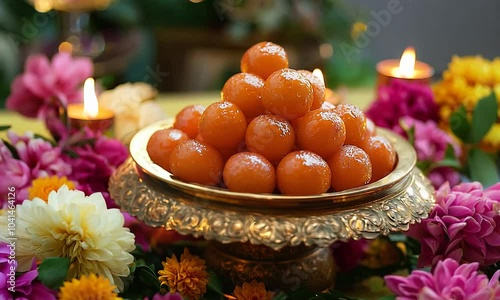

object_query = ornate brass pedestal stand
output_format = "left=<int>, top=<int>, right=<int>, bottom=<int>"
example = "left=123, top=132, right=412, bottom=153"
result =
left=109, top=121, right=435, bottom=292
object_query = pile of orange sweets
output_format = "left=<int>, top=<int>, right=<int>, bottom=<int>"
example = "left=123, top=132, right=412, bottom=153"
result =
left=147, top=42, right=396, bottom=196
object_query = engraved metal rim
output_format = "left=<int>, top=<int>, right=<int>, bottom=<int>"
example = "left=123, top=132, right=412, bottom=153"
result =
left=109, top=159, right=435, bottom=250
left=130, top=120, right=416, bottom=206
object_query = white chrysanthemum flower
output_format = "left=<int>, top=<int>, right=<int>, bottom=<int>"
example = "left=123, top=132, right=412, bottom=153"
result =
left=0, top=185, right=135, bottom=291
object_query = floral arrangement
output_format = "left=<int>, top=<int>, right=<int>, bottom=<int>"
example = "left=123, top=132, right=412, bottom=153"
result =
left=1, top=52, right=499, bottom=300
left=433, top=56, right=500, bottom=149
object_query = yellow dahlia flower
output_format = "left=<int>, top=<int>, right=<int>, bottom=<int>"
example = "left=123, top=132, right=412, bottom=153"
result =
left=0, top=185, right=135, bottom=291
left=59, top=274, right=122, bottom=300
left=27, top=175, right=76, bottom=202
left=233, top=280, right=274, bottom=300
left=158, top=248, right=208, bottom=300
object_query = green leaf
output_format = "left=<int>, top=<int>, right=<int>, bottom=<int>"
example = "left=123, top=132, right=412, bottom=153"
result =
left=449, top=106, right=471, bottom=143
left=0, top=125, right=11, bottom=131
left=273, top=292, right=289, bottom=300
left=38, top=257, right=70, bottom=290
left=206, top=271, right=224, bottom=296
left=467, top=148, right=499, bottom=187
left=135, top=264, right=161, bottom=291
left=471, top=93, right=498, bottom=143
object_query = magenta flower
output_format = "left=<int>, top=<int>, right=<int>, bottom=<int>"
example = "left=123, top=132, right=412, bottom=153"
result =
left=0, top=132, right=72, bottom=206
left=331, top=239, right=370, bottom=272
left=6, top=52, right=92, bottom=119
left=148, top=293, right=184, bottom=300
left=366, top=79, right=439, bottom=130
left=8, top=131, right=72, bottom=179
left=407, top=182, right=500, bottom=268
left=0, top=142, right=31, bottom=206
left=385, top=259, right=500, bottom=300
left=0, top=243, right=56, bottom=300
left=397, top=117, right=462, bottom=188
left=64, top=134, right=128, bottom=208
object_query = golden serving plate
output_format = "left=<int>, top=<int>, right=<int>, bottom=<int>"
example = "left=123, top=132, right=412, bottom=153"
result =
left=109, top=120, right=435, bottom=291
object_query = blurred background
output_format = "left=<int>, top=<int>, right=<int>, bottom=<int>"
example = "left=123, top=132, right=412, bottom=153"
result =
left=1, top=0, right=499, bottom=107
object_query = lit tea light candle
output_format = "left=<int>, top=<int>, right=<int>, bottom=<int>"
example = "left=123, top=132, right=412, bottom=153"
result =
left=67, top=78, right=114, bottom=132
left=376, top=47, right=434, bottom=87
left=312, top=68, right=339, bottom=105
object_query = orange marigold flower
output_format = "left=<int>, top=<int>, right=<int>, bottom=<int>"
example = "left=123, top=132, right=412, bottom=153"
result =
left=28, top=176, right=76, bottom=202
left=158, top=248, right=208, bottom=300
left=59, top=273, right=122, bottom=300
left=233, top=280, right=274, bottom=300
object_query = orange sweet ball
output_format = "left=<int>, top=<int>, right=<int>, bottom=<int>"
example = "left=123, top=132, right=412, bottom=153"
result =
left=327, top=145, right=372, bottom=191
left=245, top=114, right=295, bottom=164
left=199, top=101, right=247, bottom=150
left=362, top=136, right=397, bottom=182
left=169, top=139, right=223, bottom=186
left=147, top=128, right=189, bottom=172
left=221, top=73, right=265, bottom=121
left=173, top=105, right=205, bottom=138
left=223, top=152, right=276, bottom=193
left=261, top=69, right=313, bottom=120
left=296, top=110, right=346, bottom=159
left=297, top=70, right=326, bottom=110
left=240, top=41, right=289, bottom=80
left=276, top=151, right=331, bottom=196
left=333, top=104, right=369, bottom=148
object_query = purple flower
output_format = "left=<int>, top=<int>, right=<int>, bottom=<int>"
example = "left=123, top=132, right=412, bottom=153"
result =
left=407, top=182, right=500, bottom=268
left=331, top=239, right=370, bottom=272
left=385, top=259, right=500, bottom=300
left=397, top=117, right=462, bottom=188
left=6, top=52, right=92, bottom=119
left=148, top=293, right=184, bottom=300
left=0, top=243, right=56, bottom=300
left=8, top=132, right=72, bottom=179
left=0, top=132, right=72, bottom=206
left=0, top=142, right=31, bottom=206
left=64, top=134, right=128, bottom=208
left=366, top=79, right=439, bottom=130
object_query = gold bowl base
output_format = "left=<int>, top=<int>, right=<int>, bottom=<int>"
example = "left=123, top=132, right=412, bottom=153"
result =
left=205, top=242, right=335, bottom=292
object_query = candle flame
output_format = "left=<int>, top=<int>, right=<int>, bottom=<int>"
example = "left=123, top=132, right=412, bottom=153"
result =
left=83, top=78, right=99, bottom=118
left=398, top=47, right=416, bottom=78
left=58, top=41, right=73, bottom=54
left=312, top=68, right=325, bottom=86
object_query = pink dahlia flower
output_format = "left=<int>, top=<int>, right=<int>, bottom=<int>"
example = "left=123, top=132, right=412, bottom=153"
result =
left=385, top=258, right=500, bottom=300
left=396, top=117, right=462, bottom=188
left=0, top=141, right=31, bottom=205
left=0, top=132, right=72, bottom=206
left=64, top=133, right=128, bottom=208
left=366, top=79, right=439, bottom=130
left=8, top=131, right=72, bottom=179
left=6, top=52, right=92, bottom=118
left=408, top=182, right=500, bottom=268
left=0, top=243, right=56, bottom=300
